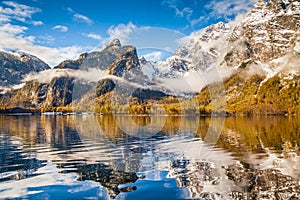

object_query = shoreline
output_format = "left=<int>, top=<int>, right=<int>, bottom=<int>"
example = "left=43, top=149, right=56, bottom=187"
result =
left=0, top=111, right=298, bottom=117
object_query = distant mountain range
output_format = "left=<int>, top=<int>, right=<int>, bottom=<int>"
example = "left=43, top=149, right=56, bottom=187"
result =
left=0, top=0, right=299, bottom=115
left=0, top=51, right=49, bottom=89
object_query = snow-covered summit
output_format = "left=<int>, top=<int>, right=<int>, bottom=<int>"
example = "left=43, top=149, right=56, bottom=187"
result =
left=139, top=22, right=232, bottom=79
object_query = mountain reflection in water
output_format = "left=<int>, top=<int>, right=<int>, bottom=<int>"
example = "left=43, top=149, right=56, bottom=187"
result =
left=0, top=115, right=299, bottom=199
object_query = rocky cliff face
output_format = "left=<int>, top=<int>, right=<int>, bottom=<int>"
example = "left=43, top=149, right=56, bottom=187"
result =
left=5, top=76, right=74, bottom=108
left=107, top=46, right=139, bottom=77
left=44, top=77, right=74, bottom=107
left=0, top=51, right=50, bottom=88
left=226, top=0, right=300, bottom=66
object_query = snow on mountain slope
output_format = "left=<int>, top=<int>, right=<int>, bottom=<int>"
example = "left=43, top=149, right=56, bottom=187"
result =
left=0, top=51, right=50, bottom=89
left=140, top=0, right=300, bottom=85
left=140, top=22, right=232, bottom=79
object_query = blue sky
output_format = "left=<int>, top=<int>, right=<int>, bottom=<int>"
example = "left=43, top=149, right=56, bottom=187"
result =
left=0, top=0, right=256, bottom=66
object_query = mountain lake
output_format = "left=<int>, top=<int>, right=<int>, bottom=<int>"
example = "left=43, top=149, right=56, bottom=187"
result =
left=0, top=115, right=299, bottom=199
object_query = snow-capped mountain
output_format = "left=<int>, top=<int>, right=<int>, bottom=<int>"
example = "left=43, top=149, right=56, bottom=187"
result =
left=226, top=0, right=299, bottom=66
left=140, top=22, right=232, bottom=79
left=141, top=0, right=299, bottom=81
left=0, top=51, right=50, bottom=89
left=195, top=0, right=300, bottom=115
left=135, top=0, right=300, bottom=114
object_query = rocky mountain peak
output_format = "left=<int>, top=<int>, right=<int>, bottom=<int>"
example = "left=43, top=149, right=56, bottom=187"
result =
left=146, top=21, right=231, bottom=78
left=109, top=39, right=122, bottom=47
left=267, top=0, right=299, bottom=12
left=253, top=0, right=300, bottom=15
left=139, top=56, right=147, bottom=65
left=107, top=46, right=139, bottom=77
left=55, top=39, right=135, bottom=70
left=79, top=52, right=88, bottom=60
left=198, top=22, right=230, bottom=41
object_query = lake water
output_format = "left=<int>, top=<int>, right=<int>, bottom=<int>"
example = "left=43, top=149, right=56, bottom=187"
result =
left=0, top=115, right=299, bottom=199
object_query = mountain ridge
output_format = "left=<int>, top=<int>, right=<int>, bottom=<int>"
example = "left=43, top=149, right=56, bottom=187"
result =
left=0, top=51, right=50, bottom=91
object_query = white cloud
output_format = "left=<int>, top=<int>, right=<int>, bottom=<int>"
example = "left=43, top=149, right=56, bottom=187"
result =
left=0, top=13, right=10, bottom=23
left=25, top=35, right=35, bottom=42
left=175, top=7, right=193, bottom=19
left=142, top=51, right=163, bottom=61
left=161, top=0, right=256, bottom=29
left=0, top=1, right=42, bottom=24
left=37, top=35, right=55, bottom=44
left=67, top=7, right=74, bottom=13
left=73, top=13, right=93, bottom=24
left=57, top=46, right=87, bottom=62
left=92, top=22, right=184, bottom=55
left=0, top=3, right=88, bottom=67
left=2, top=1, right=41, bottom=17
left=0, top=23, right=27, bottom=34
left=161, top=0, right=180, bottom=9
left=52, top=25, right=68, bottom=32
left=161, top=0, right=193, bottom=20
left=23, top=68, right=108, bottom=84
left=190, top=16, right=206, bottom=27
left=83, top=33, right=102, bottom=41
left=0, top=30, right=89, bottom=66
left=66, top=7, right=93, bottom=24
left=205, top=0, right=256, bottom=19
left=105, top=22, right=136, bottom=45
left=161, top=0, right=179, bottom=5
left=32, top=20, right=43, bottom=26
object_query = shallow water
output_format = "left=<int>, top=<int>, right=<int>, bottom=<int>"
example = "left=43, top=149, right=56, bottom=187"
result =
left=0, top=115, right=299, bottom=199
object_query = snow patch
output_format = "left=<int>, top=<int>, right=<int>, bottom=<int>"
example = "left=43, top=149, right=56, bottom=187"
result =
left=294, top=42, right=300, bottom=54
left=257, top=61, right=278, bottom=86
left=141, top=63, right=156, bottom=80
